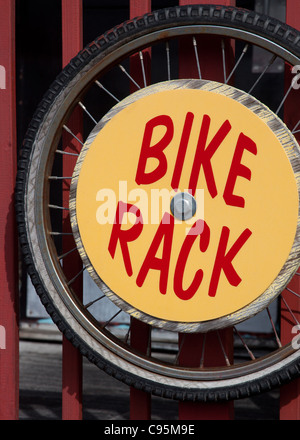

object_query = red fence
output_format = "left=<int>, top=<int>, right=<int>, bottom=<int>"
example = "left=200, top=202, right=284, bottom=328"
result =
left=0, top=0, right=300, bottom=420
left=0, top=0, right=19, bottom=420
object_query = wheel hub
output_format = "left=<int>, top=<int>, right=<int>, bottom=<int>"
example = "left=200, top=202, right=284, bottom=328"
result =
left=170, top=192, right=196, bottom=221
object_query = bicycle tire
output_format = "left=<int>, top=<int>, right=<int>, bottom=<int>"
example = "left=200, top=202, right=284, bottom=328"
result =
left=16, top=4, right=300, bottom=402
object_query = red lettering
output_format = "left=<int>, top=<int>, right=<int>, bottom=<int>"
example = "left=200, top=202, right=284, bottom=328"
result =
left=174, top=220, right=210, bottom=300
left=171, top=112, right=194, bottom=190
left=108, top=201, right=143, bottom=277
left=189, top=115, right=232, bottom=197
left=223, top=132, right=257, bottom=208
left=113, top=113, right=257, bottom=300
left=109, top=205, right=252, bottom=300
left=135, top=115, right=174, bottom=185
left=209, top=226, right=252, bottom=297
left=136, top=213, right=174, bottom=294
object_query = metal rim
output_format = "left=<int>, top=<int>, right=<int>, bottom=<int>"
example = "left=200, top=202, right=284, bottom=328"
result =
left=24, top=20, right=300, bottom=384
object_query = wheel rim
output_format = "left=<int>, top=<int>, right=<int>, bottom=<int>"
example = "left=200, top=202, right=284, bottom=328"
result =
left=21, top=14, right=300, bottom=392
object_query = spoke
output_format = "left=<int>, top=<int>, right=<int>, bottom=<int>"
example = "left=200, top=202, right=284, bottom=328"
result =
left=286, top=287, right=300, bottom=299
left=175, top=334, right=207, bottom=367
left=226, top=43, right=248, bottom=84
left=55, top=149, right=79, bottom=157
left=166, top=41, right=171, bottom=81
left=119, top=64, right=141, bottom=89
left=102, top=309, right=122, bottom=329
left=84, top=294, right=106, bottom=309
left=62, top=124, right=84, bottom=146
left=192, top=37, right=202, bottom=79
left=292, top=120, right=300, bottom=134
left=49, top=204, right=69, bottom=211
left=78, top=101, right=98, bottom=125
left=174, top=334, right=186, bottom=365
left=217, top=331, right=231, bottom=366
left=221, top=39, right=227, bottom=84
left=199, top=333, right=206, bottom=368
left=48, top=176, right=72, bottom=180
left=276, top=80, right=294, bottom=115
left=267, top=307, right=281, bottom=348
left=67, top=266, right=85, bottom=287
left=95, top=80, right=120, bottom=103
left=58, top=246, right=78, bottom=261
left=248, top=53, right=276, bottom=94
left=50, top=231, right=73, bottom=236
left=233, top=326, right=256, bottom=360
left=139, top=51, right=147, bottom=87
left=282, top=295, right=300, bottom=326
left=124, top=324, right=131, bottom=344
left=146, top=326, right=151, bottom=357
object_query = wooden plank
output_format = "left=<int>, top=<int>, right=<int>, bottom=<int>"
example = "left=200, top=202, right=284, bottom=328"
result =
left=130, top=0, right=151, bottom=18
left=0, top=0, right=19, bottom=420
left=178, top=0, right=235, bottom=420
left=280, top=0, right=300, bottom=421
left=61, top=0, right=83, bottom=420
left=129, top=319, right=151, bottom=420
left=280, top=278, right=300, bottom=419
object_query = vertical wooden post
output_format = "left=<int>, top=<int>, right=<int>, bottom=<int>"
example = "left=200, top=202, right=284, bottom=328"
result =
left=129, top=0, right=152, bottom=421
left=61, top=0, right=83, bottom=420
left=0, top=0, right=19, bottom=420
left=280, top=278, right=300, bottom=419
left=280, top=0, right=300, bottom=421
left=129, top=319, right=151, bottom=420
left=178, top=0, right=235, bottom=421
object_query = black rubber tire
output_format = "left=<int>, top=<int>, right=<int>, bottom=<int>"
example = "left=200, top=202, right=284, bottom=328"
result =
left=16, top=4, right=300, bottom=402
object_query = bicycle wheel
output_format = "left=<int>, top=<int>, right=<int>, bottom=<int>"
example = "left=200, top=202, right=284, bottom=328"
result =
left=16, top=4, right=300, bottom=401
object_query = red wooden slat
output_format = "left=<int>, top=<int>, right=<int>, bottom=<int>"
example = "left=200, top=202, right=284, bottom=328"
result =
left=129, top=0, right=152, bottom=421
left=61, top=0, right=83, bottom=420
left=178, top=0, right=235, bottom=420
left=280, top=278, right=300, bottom=419
left=129, top=319, right=151, bottom=420
left=280, top=0, right=300, bottom=421
left=130, top=0, right=151, bottom=19
left=128, top=0, right=236, bottom=420
left=0, top=0, right=19, bottom=420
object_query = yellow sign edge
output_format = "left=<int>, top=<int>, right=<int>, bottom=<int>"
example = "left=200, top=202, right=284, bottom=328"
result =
left=69, top=79, right=300, bottom=333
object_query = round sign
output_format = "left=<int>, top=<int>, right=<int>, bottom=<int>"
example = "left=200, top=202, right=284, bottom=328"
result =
left=70, top=79, right=300, bottom=332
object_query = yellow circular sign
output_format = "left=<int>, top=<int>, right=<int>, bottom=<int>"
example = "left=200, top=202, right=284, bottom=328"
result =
left=70, top=80, right=300, bottom=331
